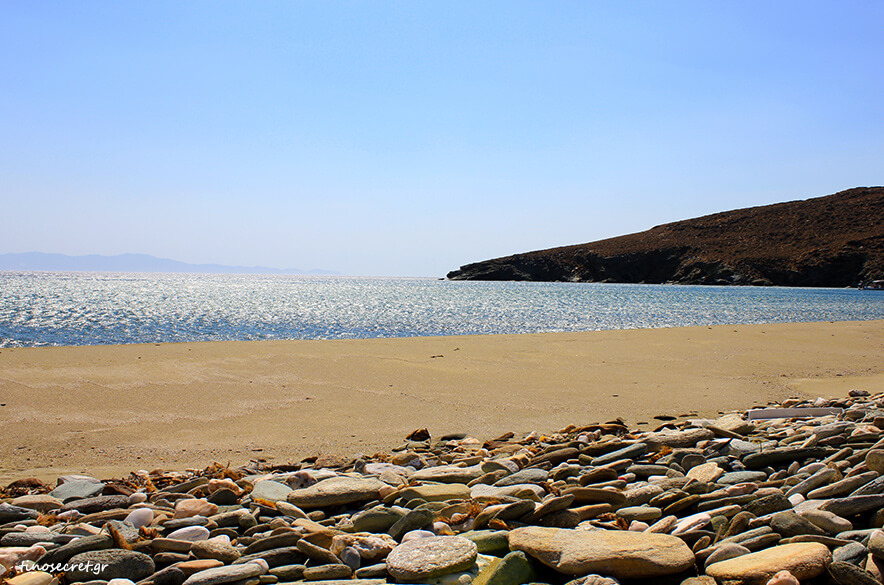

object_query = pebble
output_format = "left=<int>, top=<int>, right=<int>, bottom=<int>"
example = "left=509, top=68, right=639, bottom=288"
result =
left=3, top=392, right=884, bottom=584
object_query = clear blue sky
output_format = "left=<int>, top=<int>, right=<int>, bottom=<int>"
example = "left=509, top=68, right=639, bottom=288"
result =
left=2, top=2, right=882, bottom=276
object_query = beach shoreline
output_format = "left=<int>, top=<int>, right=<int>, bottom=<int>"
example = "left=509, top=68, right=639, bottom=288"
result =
left=1, top=320, right=882, bottom=483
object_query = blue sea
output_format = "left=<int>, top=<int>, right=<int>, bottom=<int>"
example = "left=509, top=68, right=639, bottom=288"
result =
left=1, top=272, right=883, bottom=347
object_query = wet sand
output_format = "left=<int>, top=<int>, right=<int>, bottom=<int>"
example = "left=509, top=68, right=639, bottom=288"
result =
left=0, top=320, right=881, bottom=483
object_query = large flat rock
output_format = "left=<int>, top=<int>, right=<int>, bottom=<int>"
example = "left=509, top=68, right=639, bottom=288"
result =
left=705, top=542, right=831, bottom=584
left=508, top=526, right=695, bottom=579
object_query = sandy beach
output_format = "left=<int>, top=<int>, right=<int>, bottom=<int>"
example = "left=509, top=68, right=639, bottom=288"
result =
left=0, top=320, right=881, bottom=483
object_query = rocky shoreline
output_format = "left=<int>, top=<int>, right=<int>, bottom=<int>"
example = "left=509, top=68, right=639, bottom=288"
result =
left=3, top=391, right=884, bottom=585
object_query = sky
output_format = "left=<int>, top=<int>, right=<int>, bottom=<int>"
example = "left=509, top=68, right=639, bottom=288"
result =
left=2, top=2, right=882, bottom=277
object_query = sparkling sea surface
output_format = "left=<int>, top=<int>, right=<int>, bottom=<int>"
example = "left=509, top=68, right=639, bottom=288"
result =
left=1, top=272, right=883, bottom=347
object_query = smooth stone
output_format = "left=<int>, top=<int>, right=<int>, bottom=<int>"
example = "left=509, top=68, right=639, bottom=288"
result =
left=770, top=511, right=827, bottom=538
left=5, top=573, right=55, bottom=585
left=808, top=471, right=878, bottom=499
left=174, top=499, right=218, bottom=519
left=207, top=488, right=239, bottom=505
left=190, top=539, right=242, bottom=563
left=274, top=501, right=308, bottom=519
left=704, top=543, right=751, bottom=570
left=832, top=541, right=868, bottom=564
left=460, top=530, right=510, bottom=556
left=509, top=526, right=694, bottom=579
left=388, top=509, right=437, bottom=541
left=351, top=506, right=405, bottom=533
left=714, top=413, right=755, bottom=435
left=397, top=484, right=471, bottom=503
left=687, top=462, right=724, bottom=484
left=718, top=471, right=768, bottom=485
left=615, top=506, right=662, bottom=522
left=765, top=570, right=800, bottom=585
left=208, top=508, right=257, bottom=530
left=11, top=495, right=63, bottom=513
left=645, top=428, right=714, bottom=449
left=59, top=495, right=129, bottom=514
left=800, top=509, right=853, bottom=535
left=622, top=485, right=664, bottom=507
left=828, top=560, right=883, bottom=585
left=866, top=450, right=884, bottom=474
left=869, top=529, right=884, bottom=560
left=66, top=549, right=155, bottom=582
left=706, top=543, right=831, bottom=584
left=124, top=508, right=154, bottom=528
left=287, top=476, right=386, bottom=509
left=743, top=448, right=832, bottom=469
left=560, top=487, right=627, bottom=507
left=302, top=563, right=353, bottom=580
left=269, top=564, right=306, bottom=580
left=181, top=560, right=269, bottom=585
left=250, top=480, right=293, bottom=503
left=386, top=535, right=478, bottom=580
left=493, top=468, right=549, bottom=487
left=821, top=495, right=884, bottom=517
left=743, top=493, right=792, bottom=517
left=166, top=526, right=211, bottom=541
left=411, top=464, right=485, bottom=484
left=243, top=532, right=302, bottom=556
left=482, top=550, right=536, bottom=585
left=851, top=476, right=884, bottom=497
left=36, top=533, right=113, bottom=566
left=48, top=480, right=105, bottom=502
left=589, top=442, right=648, bottom=466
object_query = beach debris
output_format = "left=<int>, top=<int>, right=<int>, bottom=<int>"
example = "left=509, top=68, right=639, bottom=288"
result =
left=1, top=391, right=884, bottom=584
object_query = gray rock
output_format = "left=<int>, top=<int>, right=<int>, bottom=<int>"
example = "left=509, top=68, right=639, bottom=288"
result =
left=386, top=535, right=478, bottom=580
left=704, top=543, right=751, bottom=570
left=181, top=560, right=268, bottom=585
left=66, top=549, right=155, bottom=582
left=770, top=511, right=828, bottom=538
left=411, top=464, right=485, bottom=484
left=717, top=471, right=768, bottom=485
left=388, top=508, right=436, bottom=541
left=37, top=534, right=113, bottom=566
left=590, top=442, right=648, bottom=466
left=48, top=480, right=106, bottom=502
left=493, top=468, right=549, bottom=487
left=59, top=495, right=130, bottom=514
left=743, top=493, right=792, bottom=516
left=0, top=502, right=40, bottom=524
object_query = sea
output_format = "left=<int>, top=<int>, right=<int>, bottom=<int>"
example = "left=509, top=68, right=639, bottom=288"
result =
left=1, top=272, right=883, bottom=348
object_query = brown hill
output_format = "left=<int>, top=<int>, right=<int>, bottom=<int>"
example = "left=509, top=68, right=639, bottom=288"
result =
left=447, top=186, right=884, bottom=287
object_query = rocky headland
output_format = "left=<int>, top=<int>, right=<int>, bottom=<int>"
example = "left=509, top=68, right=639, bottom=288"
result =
left=4, top=391, right=884, bottom=584
left=447, top=186, right=884, bottom=287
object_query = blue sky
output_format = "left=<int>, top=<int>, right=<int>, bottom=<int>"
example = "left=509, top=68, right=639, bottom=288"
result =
left=2, top=2, right=882, bottom=276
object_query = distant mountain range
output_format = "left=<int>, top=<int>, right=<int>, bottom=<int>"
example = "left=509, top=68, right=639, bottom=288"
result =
left=0, top=252, right=339, bottom=275
left=448, top=186, right=884, bottom=287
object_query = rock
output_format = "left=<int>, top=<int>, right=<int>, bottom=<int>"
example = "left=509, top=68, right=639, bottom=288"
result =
left=167, top=526, right=211, bottom=541
left=869, top=530, right=884, bottom=560
left=866, top=450, right=884, bottom=474
left=386, top=535, right=478, bottom=580
left=821, top=495, right=884, bottom=517
left=181, top=560, right=269, bottom=585
left=482, top=550, right=536, bottom=585
left=743, top=493, right=792, bottom=517
left=36, top=533, right=113, bottom=566
left=11, top=495, right=63, bottom=513
left=302, top=563, right=353, bottom=580
left=645, top=428, right=714, bottom=449
left=493, top=468, right=549, bottom=487
left=828, top=560, right=883, bottom=585
left=5, top=573, right=55, bottom=585
left=412, top=464, right=485, bottom=484
left=66, top=549, right=155, bottom=582
left=330, top=533, right=398, bottom=562
left=397, top=484, right=471, bottom=503
left=287, top=476, right=386, bottom=509
left=250, top=480, right=293, bottom=502
left=190, top=539, right=242, bottom=563
left=687, top=462, right=724, bottom=483
left=389, top=508, right=437, bottom=541
left=832, top=541, right=868, bottom=564
left=563, top=576, right=622, bottom=585
left=124, top=507, right=154, bottom=528
left=770, top=511, right=827, bottom=538
left=509, top=526, right=694, bottom=579
left=705, top=543, right=831, bottom=584
left=174, top=499, right=218, bottom=519
left=801, top=509, right=852, bottom=535
left=48, top=479, right=105, bottom=502
left=765, top=571, right=800, bottom=585
left=704, top=543, right=751, bottom=570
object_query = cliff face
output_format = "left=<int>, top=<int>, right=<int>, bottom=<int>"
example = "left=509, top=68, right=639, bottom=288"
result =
left=447, top=187, right=884, bottom=287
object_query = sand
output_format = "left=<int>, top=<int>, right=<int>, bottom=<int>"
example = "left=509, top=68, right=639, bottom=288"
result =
left=0, top=320, right=882, bottom=483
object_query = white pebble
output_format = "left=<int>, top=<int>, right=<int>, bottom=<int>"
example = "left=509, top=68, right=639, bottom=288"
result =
left=124, top=508, right=153, bottom=528
left=166, top=525, right=210, bottom=541
left=401, top=529, right=435, bottom=543
left=128, top=492, right=148, bottom=504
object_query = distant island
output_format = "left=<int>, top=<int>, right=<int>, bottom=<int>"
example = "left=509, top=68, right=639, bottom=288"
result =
left=448, top=186, right=884, bottom=287
left=0, top=252, right=338, bottom=275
